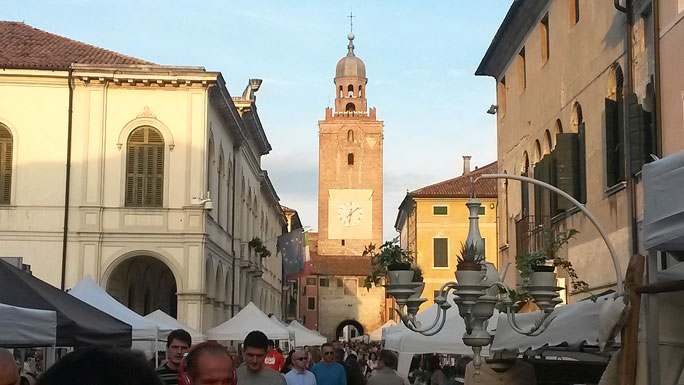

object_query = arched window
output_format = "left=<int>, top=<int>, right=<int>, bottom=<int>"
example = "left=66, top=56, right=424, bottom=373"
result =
left=339, top=85, right=343, bottom=98
left=0, top=124, right=13, bottom=205
left=359, top=86, right=363, bottom=98
left=347, top=153, right=354, bottom=165
left=345, top=103, right=355, bottom=112
left=605, top=64, right=625, bottom=187
left=348, top=85, right=354, bottom=97
left=347, top=130, right=354, bottom=142
left=125, top=126, right=164, bottom=207
left=554, top=119, right=563, bottom=136
left=534, top=140, right=542, bottom=164
left=544, top=129, right=553, bottom=153
left=520, top=152, right=529, bottom=217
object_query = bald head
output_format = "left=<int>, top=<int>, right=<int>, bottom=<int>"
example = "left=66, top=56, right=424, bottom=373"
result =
left=0, top=348, right=20, bottom=385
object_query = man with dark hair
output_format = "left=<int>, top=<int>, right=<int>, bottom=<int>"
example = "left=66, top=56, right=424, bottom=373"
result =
left=0, top=348, right=20, bottom=385
left=36, top=347, right=161, bottom=385
left=367, top=350, right=403, bottom=385
left=157, top=329, right=192, bottom=385
left=264, top=340, right=285, bottom=372
left=311, top=343, right=346, bottom=385
left=237, top=331, right=286, bottom=385
left=184, top=343, right=234, bottom=385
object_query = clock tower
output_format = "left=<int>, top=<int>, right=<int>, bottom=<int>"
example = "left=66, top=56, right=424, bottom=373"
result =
left=318, top=32, right=383, bottom=256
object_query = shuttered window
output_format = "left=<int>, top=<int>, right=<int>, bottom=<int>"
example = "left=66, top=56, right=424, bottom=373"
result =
left=0, top=125, right=12, bottom=205
left=433, top=238, right=448, bottom=267
left=125, top=126, right=164, bottom=207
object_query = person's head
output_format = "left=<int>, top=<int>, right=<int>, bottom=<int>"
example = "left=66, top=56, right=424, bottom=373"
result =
left=267, top=340, right=275, bottom=353
left=303, top=346, right=310, bottom=353
left=291, top=350, right=309, bottom=372
left=344, top=354, right=357, bottom=367
left=35, top=347, right=161, bottom=385
left=320, top=343, right=335, bottom=364
left=376, top=350, right=396, bottom=371
left=369, top=352, right=377, bottom=361
left=243, top=331, right=268, bottom=372
left=334, top=348, right=345, bottom=363
left=184, top=343, right=234, bottom=385
left=166, top=329, right=192, bottom=369
left=0, top=348, right=20, bottom=385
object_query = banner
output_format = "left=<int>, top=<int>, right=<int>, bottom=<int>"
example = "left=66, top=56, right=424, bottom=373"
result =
left=278, top=228, right=305, bottom=276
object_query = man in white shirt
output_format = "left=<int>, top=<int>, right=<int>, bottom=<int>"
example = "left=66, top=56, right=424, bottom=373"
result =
left=285, top=349, right=317, bottom=385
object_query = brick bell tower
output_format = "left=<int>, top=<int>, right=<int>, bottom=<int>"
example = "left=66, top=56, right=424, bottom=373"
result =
left=317, top=32, right=384, bottom=257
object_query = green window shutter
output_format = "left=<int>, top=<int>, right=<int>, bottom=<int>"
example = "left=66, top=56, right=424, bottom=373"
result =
left=521, top=171, right=529, bottom=216
left=628, top=92, right=655, bottom=175
left=554, top=133, right=579, bottom=210
left=534, top=163, right=543, bottom=223
left=125, top=127, right=164, bottom=207
left=433, top=238, right=448, bottom=267
left=578, top=123, right=587, bottom=203
left=0, top=126, right=12, bottom=205
left=433, top=206, right=448, bottom=215
left=605, top=98, right=619, bottom=187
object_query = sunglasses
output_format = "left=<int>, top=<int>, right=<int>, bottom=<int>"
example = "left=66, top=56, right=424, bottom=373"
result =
left=323, top=352, right=335, bottom=355
left=295, top=357, right=308, bottom=361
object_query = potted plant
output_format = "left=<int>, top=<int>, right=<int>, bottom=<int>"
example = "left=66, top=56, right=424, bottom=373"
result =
left=248, top=237, right=263, bottom=250
left=363, top=238, right=414, bottom=289
left=515, top=228, right=589, bottom=292
left=455, top=241, right=485, bottom=286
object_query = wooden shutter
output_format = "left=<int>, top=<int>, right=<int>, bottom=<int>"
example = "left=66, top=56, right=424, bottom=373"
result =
left=125, top=127, right=164, bottom=207
left=578, top=122, right=587, bottom=203
left=534, top=155, right=553, bottom=221
left=628, top=92, right=655, bottom=175
left=433, top=238, right=448, bottom=267
left=0, top=126, right=12, bottom=205
left=554, top=133, right=579, bottom=210
left=605, top=98, right=619, bottom=186
left=521, top=171, right=529, bottom=217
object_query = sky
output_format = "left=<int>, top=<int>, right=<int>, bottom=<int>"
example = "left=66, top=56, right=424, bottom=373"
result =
left=5, top=1, right=510, bottom=240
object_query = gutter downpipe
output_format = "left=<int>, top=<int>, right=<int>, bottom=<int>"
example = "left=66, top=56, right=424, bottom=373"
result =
left=615, top=0, right=638, bottom=258
left=653, top=0, right=662, bottom=157
left=230, top=147, right=238, bottom=317
left=60, top=68, right=74, bottom=291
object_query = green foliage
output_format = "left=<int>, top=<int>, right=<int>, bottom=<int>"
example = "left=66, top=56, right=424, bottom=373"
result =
left=248, top=237, right=271, bottom=258
left=456, top=242, right=483, bottom=265
left=515, top=228, right=588, bottom=292
left=411, top=266, right=423, bottom=282
left=363, top=238, right=414, bottom=290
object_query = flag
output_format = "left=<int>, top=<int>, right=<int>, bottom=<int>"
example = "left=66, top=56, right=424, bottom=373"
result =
left=278, top=228, right=305, bottom=276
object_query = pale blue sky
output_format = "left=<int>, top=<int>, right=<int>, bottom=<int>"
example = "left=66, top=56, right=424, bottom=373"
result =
left=6, top=1, right=510, bottom=240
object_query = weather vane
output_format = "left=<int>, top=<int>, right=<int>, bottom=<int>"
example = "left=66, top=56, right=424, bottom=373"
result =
left=348, top=11, right=355, bottom=34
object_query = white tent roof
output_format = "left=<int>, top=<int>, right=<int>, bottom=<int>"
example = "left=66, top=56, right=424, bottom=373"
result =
left=145, top=310, right=207, bottom=344
left=206, top=302, right=290, bottom=341
left=288, top=320, right=327, bottom=347
left=0, top=303, right=57, bottom=347
left=643, top=151, right=684, bottom=251
left=69, top=276, right=174, bottom=341
left=491, top=294, right=613, bottom=352
left=268, top=315, right=296, bottom=342
left=369, top=320, right=395, bottom=342
left=383, top=294, right=497, bottom=355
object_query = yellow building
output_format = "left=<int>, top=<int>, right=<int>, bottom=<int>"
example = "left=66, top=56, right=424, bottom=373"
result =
left=395, top=159, right=498, bottom=311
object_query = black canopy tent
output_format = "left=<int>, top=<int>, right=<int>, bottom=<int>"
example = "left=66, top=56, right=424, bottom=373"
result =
left=0, top=260, right=132, bottom=348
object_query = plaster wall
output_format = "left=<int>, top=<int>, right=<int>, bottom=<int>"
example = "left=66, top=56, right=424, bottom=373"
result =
left=659, top=0, right=684, bottom=156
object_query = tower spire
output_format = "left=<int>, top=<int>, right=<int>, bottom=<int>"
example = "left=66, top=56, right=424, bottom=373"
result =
left=347, top=12, right=355, bottom=56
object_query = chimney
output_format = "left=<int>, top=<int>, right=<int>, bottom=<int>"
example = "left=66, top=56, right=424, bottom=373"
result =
left=463, top=156, right=472, bottom=175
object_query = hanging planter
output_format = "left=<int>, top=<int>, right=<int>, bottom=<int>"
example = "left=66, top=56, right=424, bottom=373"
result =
left=363, top=238, right=414, bottom=290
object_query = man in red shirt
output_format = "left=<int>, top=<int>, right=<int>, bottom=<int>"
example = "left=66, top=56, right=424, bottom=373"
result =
left=264, top=340, right=284, bottom=372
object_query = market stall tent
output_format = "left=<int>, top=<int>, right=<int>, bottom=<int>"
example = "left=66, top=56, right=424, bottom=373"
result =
left=0, top=259, right=131, bottom=347
left=206, top=302, right=290, bottom=341
left=288, top=320, right=327, bottom=346
left=145, top=309, right=207, bottom=346
left=0, top=303, right=57, bottom=348
left=369, top=320, right=395, bottom=342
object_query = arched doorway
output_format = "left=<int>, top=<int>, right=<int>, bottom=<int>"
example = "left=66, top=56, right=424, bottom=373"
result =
left=335, top=320, right=364, bottom=342
left=107, top=255, right=177, bottom=317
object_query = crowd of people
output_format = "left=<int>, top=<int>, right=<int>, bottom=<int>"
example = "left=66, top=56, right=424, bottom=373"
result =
left=0, top=329, right=428, bottom=385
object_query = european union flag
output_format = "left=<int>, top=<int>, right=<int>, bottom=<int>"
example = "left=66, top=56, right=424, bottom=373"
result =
left=278, top=228, right=305, bottom=276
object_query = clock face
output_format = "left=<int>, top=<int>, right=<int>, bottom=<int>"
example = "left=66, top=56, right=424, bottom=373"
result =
left=338, top=201, right=364, bottom=227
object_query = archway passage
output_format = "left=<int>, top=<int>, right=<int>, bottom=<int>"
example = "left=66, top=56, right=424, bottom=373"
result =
left=335, top=320, right=364, bottom=341
left=107, top=255, right=177, bottom=317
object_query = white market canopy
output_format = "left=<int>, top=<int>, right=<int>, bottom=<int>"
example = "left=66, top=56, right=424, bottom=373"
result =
left=207, top=302, right=290, bottom=341
left=643, top=151, right=684, bottom=251
left=69, top=276, right=175, bottom=342
left=491, top=294, right=612, bottom=352
left=145, top=309, right=207, bottom=345
left=383, top=294, right=497, bottom=355
left=369, top=320, right=395, bottom=342
left=288, top=320, right=327, bottom=347
left=0, top=303, right=57, bottom=347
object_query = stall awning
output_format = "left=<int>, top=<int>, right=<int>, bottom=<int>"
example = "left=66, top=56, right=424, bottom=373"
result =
left=0, top=303, right=56, bottom=348
left=643, top=150, right=684, bottom=251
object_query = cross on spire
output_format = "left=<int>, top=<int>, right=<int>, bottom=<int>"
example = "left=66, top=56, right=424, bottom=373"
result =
left=348, top=11, right=355, bottom=33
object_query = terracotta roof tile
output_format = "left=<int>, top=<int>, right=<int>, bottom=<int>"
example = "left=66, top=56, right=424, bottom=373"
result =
left=410, top=161, right=498, bottom=198
left=309, top=252, right=371, bottom=277
left=0, top=21, right=154, bottom=69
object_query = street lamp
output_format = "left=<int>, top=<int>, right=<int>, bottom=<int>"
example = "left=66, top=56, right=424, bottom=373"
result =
left=385, top=174, right=625, bottom=372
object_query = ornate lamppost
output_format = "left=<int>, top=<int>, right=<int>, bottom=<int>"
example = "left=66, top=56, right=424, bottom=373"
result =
left=385, top=174, right=625, bottom=371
